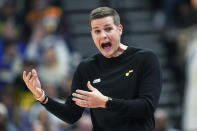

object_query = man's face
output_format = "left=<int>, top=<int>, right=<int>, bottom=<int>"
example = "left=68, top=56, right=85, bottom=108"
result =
left=91, top=16, right=123, bottom=58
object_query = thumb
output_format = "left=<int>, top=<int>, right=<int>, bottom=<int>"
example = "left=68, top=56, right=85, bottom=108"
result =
left=87, top=81, right=97, bottom=92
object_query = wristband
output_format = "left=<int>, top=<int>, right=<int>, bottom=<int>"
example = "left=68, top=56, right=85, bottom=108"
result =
left=41, top=95, right=48, bottom=104
left=105, top=97, right=113, bottom=109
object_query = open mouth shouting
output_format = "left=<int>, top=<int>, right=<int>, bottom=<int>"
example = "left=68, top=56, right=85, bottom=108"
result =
left=101, top=42, right=112, bottom=52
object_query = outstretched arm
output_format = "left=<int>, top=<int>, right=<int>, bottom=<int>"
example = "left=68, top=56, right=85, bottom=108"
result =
left=22, top=69, right=84, bottom=124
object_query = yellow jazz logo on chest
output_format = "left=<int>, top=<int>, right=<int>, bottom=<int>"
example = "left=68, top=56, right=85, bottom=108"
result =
left=125, top=69, right=133, bottom=77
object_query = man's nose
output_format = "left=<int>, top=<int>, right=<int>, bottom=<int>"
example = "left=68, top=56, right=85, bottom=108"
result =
left=100, top=31, right=107, bottom=39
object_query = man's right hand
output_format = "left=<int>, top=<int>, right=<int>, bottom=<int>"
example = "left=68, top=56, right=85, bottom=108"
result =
left=23, top=69, right=44, bottom=101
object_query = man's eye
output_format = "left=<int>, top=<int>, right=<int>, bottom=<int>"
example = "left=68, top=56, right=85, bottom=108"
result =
left=105, top=27, right=112, bottom=32
left=95, top=30, right=100, bottom=34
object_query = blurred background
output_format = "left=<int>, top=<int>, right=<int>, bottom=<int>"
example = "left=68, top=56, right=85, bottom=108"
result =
left=0, top=0, right=197, bottom=131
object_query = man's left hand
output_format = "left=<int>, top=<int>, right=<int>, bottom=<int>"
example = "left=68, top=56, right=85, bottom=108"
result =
left=72, top=81, right=108, bottom=108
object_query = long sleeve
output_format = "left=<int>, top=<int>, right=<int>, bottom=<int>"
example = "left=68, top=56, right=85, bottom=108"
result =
left=42, top=62, right=86, bottom=124
left=106, top=51, right=162, bottom=119
left=43, top=96, right=83, bottom=124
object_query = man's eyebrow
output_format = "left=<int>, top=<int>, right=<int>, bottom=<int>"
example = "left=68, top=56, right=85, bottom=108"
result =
left=92, top=27, right=99, bottom=30
left=92, top=24, right=112, bottom=30
left=104, top=24, right=111, bottom=27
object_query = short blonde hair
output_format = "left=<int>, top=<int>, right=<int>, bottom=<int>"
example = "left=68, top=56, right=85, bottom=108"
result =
left=89, top=7, right=120, bottom=29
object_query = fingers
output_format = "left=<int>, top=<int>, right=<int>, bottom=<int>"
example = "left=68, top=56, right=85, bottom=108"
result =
left=72, top=97, right=88, bottom=108
left=32, top=69, right=40, bottom=82
left=72, top=93, right=88, bottom=101
left=72, top=89, right=91, bottom=108
left=87, top=81, right=97, bottom=92
left=32, top=69, right=37, bottom=77
left=23, top=71, right=27, bottom=85
left=23, top=70, right=37, bottom=90
left=29, top=74, right=35, bottom=87
left=32, top=75, right=37, bottom=87
left=23, top=69, right=43, bottom=99
left=23, top=71, right=31, bottom=86
left=23, top=71, right=26, bottom=81
left=76, top=89, right=91, bottom=96
left=27, top=72, right=32, bottom=80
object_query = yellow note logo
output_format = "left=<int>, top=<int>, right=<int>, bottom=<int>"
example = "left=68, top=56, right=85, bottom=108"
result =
left=125, top=69, right=133, bottom=77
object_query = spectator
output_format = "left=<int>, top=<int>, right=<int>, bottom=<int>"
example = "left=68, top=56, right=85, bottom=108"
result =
left=0, top=102, right=8, bottom=131
left=25, top=23, right=72, bottom=86
left=182, top=29, right=197, bottom=131
left=155, top=108, right=180, bottom=131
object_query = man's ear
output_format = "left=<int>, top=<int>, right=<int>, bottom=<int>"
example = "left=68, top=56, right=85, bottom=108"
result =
left=119, top=24, right=123, bottom=35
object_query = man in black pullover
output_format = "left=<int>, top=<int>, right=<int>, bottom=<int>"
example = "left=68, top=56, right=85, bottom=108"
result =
left=23, top=7, right=162, bottom=131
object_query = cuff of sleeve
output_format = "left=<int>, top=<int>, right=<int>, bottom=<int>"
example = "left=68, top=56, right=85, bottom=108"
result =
left=41, top=97, right=53, bottom=106
left=106, top=98, right=123, bottom=111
